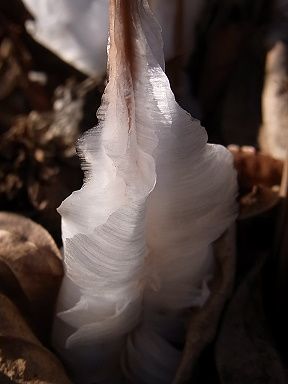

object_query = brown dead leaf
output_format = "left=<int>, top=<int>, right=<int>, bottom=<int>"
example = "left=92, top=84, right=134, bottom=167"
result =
left=173, top=227, right=236, bottom=384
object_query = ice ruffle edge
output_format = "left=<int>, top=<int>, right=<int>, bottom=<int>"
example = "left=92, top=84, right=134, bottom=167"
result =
left=52, top=1, right=238, bottom=383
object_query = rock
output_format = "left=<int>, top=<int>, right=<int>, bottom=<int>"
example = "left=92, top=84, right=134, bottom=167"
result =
left=0, top=212, right=63, bottom=342
left=0, top=293, right=71, bottom=383
left=0, top=212, right=70, bottom=383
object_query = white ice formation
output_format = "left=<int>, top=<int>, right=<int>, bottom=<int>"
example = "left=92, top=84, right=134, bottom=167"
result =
left=52, top=1, right=238, bottom=383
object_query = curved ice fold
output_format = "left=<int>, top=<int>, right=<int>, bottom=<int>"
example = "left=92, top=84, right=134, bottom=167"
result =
left=52, top=1, right=238, bottom=383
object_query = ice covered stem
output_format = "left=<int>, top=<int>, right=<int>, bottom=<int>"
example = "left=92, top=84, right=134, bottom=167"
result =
left=52, top=0, right=158, bottom=382
left=52, top=0, right=237, bottom=383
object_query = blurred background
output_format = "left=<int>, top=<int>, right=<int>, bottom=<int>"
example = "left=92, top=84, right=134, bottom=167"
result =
left=0, top=0, right=287, bottom=240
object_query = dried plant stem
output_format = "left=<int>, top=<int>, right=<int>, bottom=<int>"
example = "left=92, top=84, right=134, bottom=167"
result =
left=274, top=152, right=288, bottom=291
